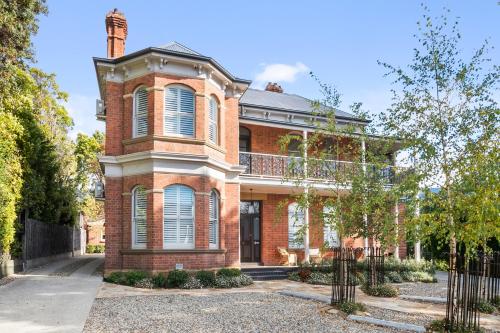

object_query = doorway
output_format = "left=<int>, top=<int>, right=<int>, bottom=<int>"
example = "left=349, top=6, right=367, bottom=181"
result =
left=240, top=201, right=261, bottom=263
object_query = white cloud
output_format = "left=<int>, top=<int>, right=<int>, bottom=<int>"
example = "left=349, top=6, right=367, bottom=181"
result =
left=64, top=94, right=105, bottom=140
left=254, top=62, right=309, bottom=88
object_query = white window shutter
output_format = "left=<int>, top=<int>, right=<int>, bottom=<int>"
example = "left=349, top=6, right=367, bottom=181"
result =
left=134, top=89, right=148, bottom=137
left=164, top=87, right=195, bottom=137
left=208, top=98, right=218, bottom=144
left=323, top=206, right=340, bottom=247
left=163, top=185, right=194, bottom=248
left=133, top=187, right=147, bottom=247
left=209, top=190, right=219, bottom=248
left=288, top=203, right=305, bottom=249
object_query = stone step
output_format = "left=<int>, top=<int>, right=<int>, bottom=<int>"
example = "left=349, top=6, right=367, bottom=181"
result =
left=250, top=274, right=289, bottom=281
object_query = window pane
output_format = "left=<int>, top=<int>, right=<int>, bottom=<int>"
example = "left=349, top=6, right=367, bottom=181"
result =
left=163, top=185, right=194, bottom=248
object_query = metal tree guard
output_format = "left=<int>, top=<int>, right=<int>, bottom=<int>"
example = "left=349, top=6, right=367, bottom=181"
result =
left=331, top=247, right=359, bottom=304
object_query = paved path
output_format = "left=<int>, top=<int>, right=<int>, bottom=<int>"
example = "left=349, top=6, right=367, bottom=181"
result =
left=0, top=254, right=103, bottom=333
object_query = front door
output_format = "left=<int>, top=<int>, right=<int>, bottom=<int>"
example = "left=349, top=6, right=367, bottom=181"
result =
left=240, top=201, right=261, bottom=262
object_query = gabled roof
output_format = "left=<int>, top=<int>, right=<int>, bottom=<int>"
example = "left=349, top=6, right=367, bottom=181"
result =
left=240, top=88, right=367, bottom=122
left=158, top=41, right=201, bottom=55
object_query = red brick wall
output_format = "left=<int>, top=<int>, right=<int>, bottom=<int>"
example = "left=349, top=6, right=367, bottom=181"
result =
left=87, top=224, right=105, bottom=245
left=241, top=123, right=357, bottom=160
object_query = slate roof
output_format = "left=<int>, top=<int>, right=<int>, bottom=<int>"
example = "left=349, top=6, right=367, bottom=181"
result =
left=240, top=88, right=364, bottom=121
left=158, top=41, right=201, bottom=56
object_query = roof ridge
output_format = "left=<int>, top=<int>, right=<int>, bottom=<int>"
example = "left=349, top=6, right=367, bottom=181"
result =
left=159, top=41, right=201, bottom=55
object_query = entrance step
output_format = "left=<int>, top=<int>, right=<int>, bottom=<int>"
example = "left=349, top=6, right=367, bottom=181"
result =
left=241, top=266, right=297, bottom=281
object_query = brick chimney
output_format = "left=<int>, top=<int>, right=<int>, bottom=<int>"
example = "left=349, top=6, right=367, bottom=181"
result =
left=265, top=82, right=283, bottom=93
left=105, top=8, right=127, bottom=58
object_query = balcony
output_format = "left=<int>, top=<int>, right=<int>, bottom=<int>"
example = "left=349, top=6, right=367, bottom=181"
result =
left=239, top=152, right=399, bottom=185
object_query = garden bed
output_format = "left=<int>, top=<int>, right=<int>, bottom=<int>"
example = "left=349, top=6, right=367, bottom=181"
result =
left=288, top=258, right=437, bottom=286
left=104, top=268, right=253, bottom=289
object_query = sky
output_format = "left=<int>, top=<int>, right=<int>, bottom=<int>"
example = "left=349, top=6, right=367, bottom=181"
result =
left=31, top=1, right=500, bottom=139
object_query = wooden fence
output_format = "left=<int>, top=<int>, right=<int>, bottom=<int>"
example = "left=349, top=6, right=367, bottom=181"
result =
left=23, top=218, right=81, bottom=261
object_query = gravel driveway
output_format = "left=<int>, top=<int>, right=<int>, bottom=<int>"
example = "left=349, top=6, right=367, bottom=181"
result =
left=84, top=292, right=400, bottom=333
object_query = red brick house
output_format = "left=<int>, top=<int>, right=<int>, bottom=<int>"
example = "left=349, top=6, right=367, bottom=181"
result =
left=94, top=9, right=405, bottom=274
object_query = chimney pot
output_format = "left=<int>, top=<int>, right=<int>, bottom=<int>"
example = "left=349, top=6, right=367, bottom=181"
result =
left=105, top=9, right=127, bottom=58
left=265, top=82, right=283, bottom=93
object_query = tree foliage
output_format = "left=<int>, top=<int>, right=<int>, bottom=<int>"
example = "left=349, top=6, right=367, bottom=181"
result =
left=75, top=131, right=104, bottom=221
left=379, top=6, right=499, bottom=255
left=0, top=0, right=81, bottom=256
left=279, top=76, right=402, bottom=251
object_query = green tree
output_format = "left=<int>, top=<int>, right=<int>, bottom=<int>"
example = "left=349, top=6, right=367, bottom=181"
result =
left=75, top=131, right=104, bottom=221
left=379, top=7, right=499, bottom=256
left=0, top=0, right=80, bottom=257
left=279, top=77, right=402, bottom=254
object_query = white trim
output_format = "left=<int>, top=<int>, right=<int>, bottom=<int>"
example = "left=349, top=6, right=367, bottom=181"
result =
left=95, top=53, right=249, bottom=98
left=131, top=186, right=147, bottom=249
left=133, top=86, right=148, bottom=138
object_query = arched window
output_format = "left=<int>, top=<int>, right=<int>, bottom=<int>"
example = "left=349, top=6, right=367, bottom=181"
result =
left=209, top=190, right=220, bottom=249
left=163, top=185, right=195, bottom=249
left=323, top=206, right=340, bottom=248
left=208, top=97, right=219, bottom=144
left=132, top=186, right=147, bottom=248
left=133, top=88, right=148, bottom=137
left=239, top=126, right=251, bottom=152
left=288, top=203, right=305, bottom=249
left=164, top=85, right=195, bottom=137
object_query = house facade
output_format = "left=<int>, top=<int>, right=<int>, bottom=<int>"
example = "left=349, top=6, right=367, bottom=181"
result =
left=94, top=9, right=405, bottom=274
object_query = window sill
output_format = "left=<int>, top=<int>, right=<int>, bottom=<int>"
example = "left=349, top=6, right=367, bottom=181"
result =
left=121, top=249, right=226, bottom=255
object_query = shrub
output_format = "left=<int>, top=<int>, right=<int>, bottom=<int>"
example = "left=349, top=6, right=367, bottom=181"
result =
left=125, top=271, right=148, bottom=286
left=196, top=270, right=216, bottom=287
left=386, top=271, right=403, bottom=283
left=477, top=300, right=495, bottom=314
left=298, top=268, right=312, bottom=282
left=134, top=278, right=154, bottom=289
left=152, top=273, right=167, bottom=288
left=181, top=276, right=203, bottom=289
left=215, top=275, right=235, bottom=288
left=288, top=272, right=301, bottom=282
left=214, top=274, right=253, bottom=288
left=86, top=244, right=105, bottom=253
left=86, top=244, right=95, bottom=253
left=492, top=296, right=500, bottom=308
left=104, top=271, right=127, bottom=285
left=217, top=268, right=241, bottom=278
left=338, top=302, right=366, bottom=315
left=434, top=259, right=449, bottom=272
left=362, top=283, right=399, bottom=297
left=167, top=269, right=189, bottom=288
left=308, top=272, right=332, bottom=285
left=400, top=271, right=436, bottom=283
left=235, top=274, right=253, bottom=286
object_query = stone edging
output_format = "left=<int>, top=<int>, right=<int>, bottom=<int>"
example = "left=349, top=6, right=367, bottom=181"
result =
left=347, top=315, right=426, bottom=333
left=399, top=295, right=447, bottom=304
left=279, top=289, right=428, bottom=333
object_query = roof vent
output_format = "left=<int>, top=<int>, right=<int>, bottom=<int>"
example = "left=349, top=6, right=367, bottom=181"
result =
left=265, top=82, right=283, bottom=93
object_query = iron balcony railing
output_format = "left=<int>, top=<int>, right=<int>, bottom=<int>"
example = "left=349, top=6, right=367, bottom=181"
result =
left=239, top=152, right=401, bottom=185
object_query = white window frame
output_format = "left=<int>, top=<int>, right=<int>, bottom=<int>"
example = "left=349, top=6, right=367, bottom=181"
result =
left=163, top=85, right=195, bottom=138
left=133, top=87, right=148, bottom=138
left=163, top=185, right=195, bottom=249
left=323, top=206, right=340, bottom=248
left=288, top=202, right=305, bottom=249
left=209, top=190, right=219, bottom=249
left=208, top=96, right=219, bottom=144
left=132, top=186, right=147, bottom=249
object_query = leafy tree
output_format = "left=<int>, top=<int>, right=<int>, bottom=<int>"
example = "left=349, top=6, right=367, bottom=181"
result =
left=379, top=6, right=499, bottom=256
left=75, top=131, right=104, bottom=220
left=0, top=0, right=81, bottom=257
left=0, top=112, right=23, bottom=254
left=279, top=77, right=402, bottom=254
